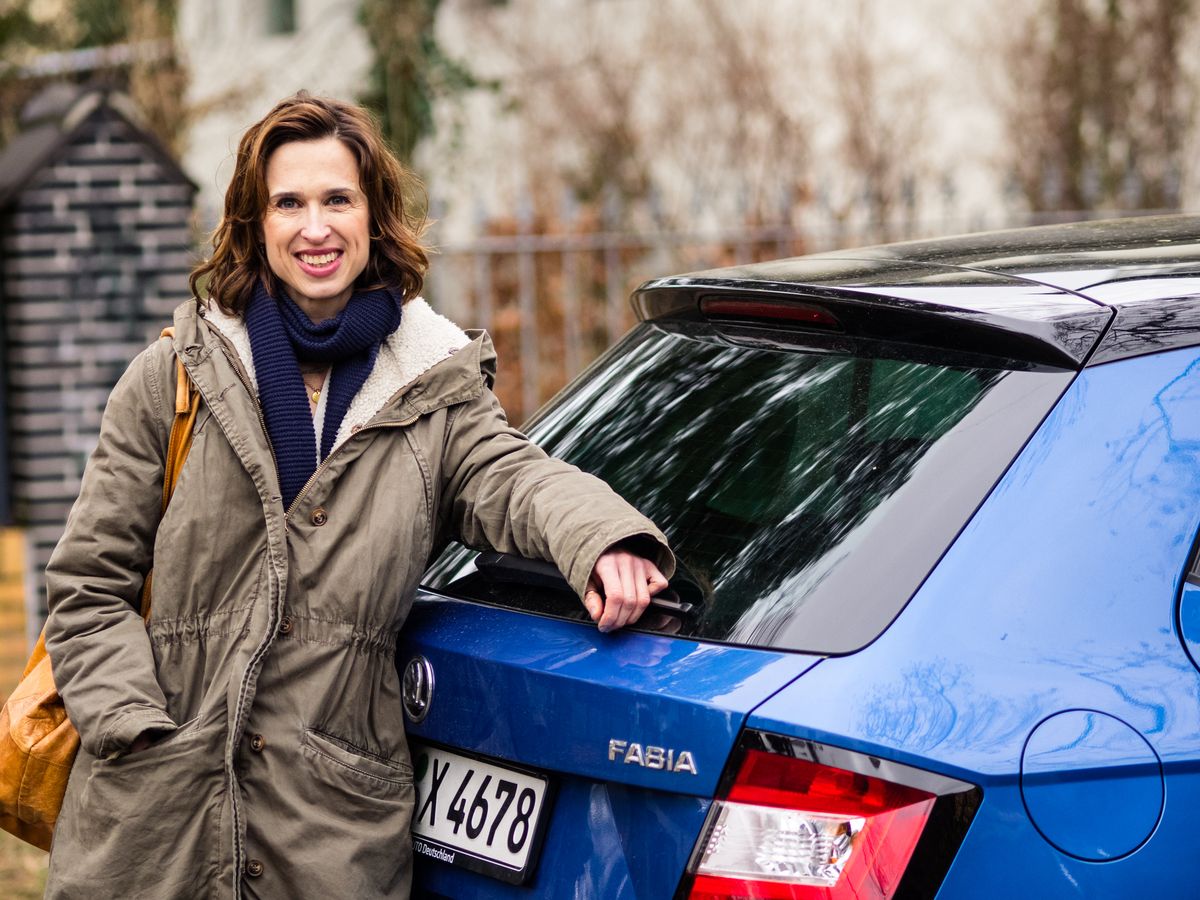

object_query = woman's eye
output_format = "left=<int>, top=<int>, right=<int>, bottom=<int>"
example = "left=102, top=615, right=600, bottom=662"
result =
left=276, top=198, right=300, bottom=210
left=329, top=195, right=350, bottom=206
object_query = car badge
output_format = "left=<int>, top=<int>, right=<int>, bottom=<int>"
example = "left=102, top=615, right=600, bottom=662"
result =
left=608, top=738, right=698, bottom=775
left=402, top=655, right=435, bottom=723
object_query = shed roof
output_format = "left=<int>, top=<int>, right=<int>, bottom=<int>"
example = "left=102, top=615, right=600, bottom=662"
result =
left=0, top=83, right=196, bottom=209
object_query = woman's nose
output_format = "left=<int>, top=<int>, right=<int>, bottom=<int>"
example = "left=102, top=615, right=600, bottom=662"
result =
left=300, top=204, right=331, bottom=241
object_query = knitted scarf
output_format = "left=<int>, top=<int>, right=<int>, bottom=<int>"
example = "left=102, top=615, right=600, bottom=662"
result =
left=245, top=281, right=403, bottom=509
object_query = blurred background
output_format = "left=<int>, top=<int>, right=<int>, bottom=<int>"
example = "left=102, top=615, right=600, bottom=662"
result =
left=0, top=0, right=1197, bottom=884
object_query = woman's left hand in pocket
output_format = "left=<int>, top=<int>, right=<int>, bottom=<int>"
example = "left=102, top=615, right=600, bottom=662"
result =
left=125, top=727, right=171, bottom=756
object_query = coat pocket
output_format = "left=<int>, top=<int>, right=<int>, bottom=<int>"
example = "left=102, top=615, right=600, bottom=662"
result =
left=101, top=714, right=203, bottom=767
left=300, top=727, right=412, bottom=792
left=56, top=722, right=220, bottom=886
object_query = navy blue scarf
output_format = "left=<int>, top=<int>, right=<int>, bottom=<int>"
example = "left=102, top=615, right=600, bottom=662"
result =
left=245, top=282, right=402, bottom=509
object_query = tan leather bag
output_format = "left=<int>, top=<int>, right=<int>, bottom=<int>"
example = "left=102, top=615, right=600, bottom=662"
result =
left=0, top=330, right=199, bottom=850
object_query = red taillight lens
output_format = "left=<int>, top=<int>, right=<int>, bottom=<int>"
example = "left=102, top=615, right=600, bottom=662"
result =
left=700, top=298, right=842, bottom=329
left=687, top=749, right=935, bottom=900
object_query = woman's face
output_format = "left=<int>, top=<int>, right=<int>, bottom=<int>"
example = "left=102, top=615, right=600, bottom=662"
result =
left=261, top=137, right=370, bottom=321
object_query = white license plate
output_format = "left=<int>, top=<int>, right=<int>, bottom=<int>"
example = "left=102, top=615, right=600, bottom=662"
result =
left=411, top=741, right=552, bottom=884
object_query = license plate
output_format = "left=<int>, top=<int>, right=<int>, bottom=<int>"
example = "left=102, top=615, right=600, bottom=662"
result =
left=410, top=741, right=552, bottom=884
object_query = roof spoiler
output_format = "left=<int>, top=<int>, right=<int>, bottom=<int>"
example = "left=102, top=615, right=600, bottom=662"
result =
left=633, top=278, right=1112, bottom=370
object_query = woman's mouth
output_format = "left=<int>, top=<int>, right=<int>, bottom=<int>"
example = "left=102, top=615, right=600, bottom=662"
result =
left=295, top=250, right=343, bottom=276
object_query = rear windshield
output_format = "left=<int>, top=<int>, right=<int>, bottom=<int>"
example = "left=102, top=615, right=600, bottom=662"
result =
left=424, top=319, right=1071, bottom=653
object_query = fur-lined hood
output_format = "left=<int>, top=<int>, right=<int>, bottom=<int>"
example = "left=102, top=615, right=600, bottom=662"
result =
left=195, top=296, right=488, bottom=452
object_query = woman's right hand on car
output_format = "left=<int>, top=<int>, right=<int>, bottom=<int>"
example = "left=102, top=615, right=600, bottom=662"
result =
left=584, top=544, right=671, bottom=633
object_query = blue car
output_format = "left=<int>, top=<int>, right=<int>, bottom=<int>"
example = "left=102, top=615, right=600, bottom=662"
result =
left=400, top=215, right=1200, bottom=899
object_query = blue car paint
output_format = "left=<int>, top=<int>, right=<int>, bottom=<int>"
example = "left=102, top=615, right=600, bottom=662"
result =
left=1020, top=709, right=1164, bottom=862
left=400, top=598, right=819, bottom=897
left=1174, top=582, right=1200, bottom=676
left=406, top=333, right=1200, bottom=898
left=746, top=346, right=1200, bottom=896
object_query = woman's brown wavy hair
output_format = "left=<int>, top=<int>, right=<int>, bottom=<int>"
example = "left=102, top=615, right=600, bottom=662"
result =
left=189, top=92, right=428, bottom=314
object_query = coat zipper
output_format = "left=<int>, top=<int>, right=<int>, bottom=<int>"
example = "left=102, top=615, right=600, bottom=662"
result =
left=241, top=373, right=280, bottom=484
left=208, top=325, right=281, bottom=482
left=207, top=322, right=425, bottom=518
left=284, top=418, right=413, bottom=518
left=207, top=337, right=286, bottom=897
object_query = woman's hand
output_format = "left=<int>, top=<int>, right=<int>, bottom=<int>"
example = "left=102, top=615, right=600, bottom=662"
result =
left=584, top=544, right=670, bottom=633
left=125, top=727, right=170, bottom=756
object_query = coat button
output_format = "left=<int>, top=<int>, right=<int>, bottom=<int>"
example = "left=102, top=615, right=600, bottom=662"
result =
left=245, top=859, right=264, bottom=878
left=279, top=615, right=294, bottom=635
left=311, top=507, right=328, bottom=526
left=250, top=734, right=266, bottom=753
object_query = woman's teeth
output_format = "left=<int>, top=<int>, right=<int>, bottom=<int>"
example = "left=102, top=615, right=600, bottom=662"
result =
left=299, top=252, right=339, bottom=266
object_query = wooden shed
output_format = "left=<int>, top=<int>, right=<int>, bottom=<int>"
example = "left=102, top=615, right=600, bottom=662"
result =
left=0, top=84, right=196, bottom=666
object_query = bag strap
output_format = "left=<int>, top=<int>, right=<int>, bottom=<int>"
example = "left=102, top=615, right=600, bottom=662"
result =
left=138, top=327, right=200, bottom=621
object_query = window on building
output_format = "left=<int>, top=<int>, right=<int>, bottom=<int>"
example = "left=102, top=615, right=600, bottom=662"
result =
left=266, top=0, right=296, bottom=34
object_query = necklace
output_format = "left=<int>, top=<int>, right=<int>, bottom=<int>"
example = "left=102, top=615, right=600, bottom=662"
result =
left=301, top=371, right=327, bottom=406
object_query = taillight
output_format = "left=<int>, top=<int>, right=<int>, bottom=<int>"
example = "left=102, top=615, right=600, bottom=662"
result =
left=683, top=735, right=979, bottom=900
left=700, top=297, right=842, bottom=329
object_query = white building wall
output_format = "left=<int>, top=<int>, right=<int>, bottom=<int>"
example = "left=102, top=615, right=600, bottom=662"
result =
left=177, top=0, right=1191, bottom=245
left=178, top=0, right=373, bottom=228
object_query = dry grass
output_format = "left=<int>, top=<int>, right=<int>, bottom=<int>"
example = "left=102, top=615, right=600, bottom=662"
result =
left=0, top=830, right=48, bottom=898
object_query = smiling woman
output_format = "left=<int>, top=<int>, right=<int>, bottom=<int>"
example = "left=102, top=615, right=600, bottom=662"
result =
left=38, top=92, right=674, bottom=899
left=190, top=92, right=427, bottom=319
left=261, top=138, right=371, bottom=321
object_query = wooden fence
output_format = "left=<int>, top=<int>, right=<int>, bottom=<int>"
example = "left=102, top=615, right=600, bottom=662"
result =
left=0, top=529, right=30, bottom=695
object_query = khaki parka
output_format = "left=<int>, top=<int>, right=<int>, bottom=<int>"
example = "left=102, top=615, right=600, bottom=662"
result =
left=41, top=298, right=672, bottom=899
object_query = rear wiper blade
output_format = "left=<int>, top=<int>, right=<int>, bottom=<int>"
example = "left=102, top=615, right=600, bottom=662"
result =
left=473, top=552, right=699, bottom=615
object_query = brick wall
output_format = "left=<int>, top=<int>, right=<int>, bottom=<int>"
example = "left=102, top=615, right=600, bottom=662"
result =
left=0, top=100, right=195, bottom=630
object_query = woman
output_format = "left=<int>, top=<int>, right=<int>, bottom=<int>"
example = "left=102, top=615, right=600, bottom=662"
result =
left=42, top=93, right=672, bottom=898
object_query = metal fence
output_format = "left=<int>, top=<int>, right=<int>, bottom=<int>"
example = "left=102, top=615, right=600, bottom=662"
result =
left=425, top=223, right=807, bottom=421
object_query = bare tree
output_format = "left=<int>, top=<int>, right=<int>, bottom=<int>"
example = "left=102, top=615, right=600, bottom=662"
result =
left=676, top=0, right=812, bottom=226
left=467, top=1, right=654, bottom=211
left=0, top=0, right=189, bottom=154
left=125, top=0, right=189, bottom=155
left=825, top=0, right=931, bottom=241
left=432, top=0, right=945, bottom=244
left=997, top=0, right=1196, bottom=213
left=445, top=0, right=816, bottom=230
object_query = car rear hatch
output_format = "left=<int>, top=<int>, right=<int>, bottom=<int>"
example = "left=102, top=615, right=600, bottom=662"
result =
left=401, top=260, right=1106, bottom=898
left=401, top=599, right=818, bottom=897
